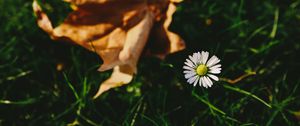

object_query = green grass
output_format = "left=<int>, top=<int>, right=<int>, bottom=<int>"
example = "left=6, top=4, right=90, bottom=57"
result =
left=1, top=0, right=300, bottom=125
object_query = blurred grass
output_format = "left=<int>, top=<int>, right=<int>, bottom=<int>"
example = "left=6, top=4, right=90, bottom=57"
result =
left=1, top=0, right=300, bottom=125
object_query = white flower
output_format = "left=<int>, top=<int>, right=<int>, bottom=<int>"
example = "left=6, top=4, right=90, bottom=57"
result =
left=183, top=51, right=221, bottom=88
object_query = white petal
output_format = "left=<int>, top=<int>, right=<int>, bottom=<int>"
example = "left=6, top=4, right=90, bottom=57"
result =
left=193, top=53, right=198, bottom=60
left=189, top=54, right=197, bottom=65
left=187, top=75, right=197, bottom=84
left=187, top=58, right=197, bottom=67
left=194, top=52, right=201, bottom=65
left=208, top=74, right=219, bottom=81
left=203, top=76, right=212, bottom=87
left=201, top=51, right=209, bottom=64
left=183, top=66, right=194, bottom=71
left=209, top=64, right=221, bottom=70
left=209, top=69, right=221, bottom=74
left=196, top=52, right=201, bottom=64
left=184, top=62, right=191, bottom=67
left=205, top=76, right=213, bottom=87
left=210, top=67, right=221, bottom=71
left=183, top=70, right=194, bottom=74
left=185, top=59, right=195, bottom=68
left=209, top=67, right=221, bottom=73
left=206, top=55, right=220, bottom=67
left=199, top=77, right=204, bottom=87
left=193, top=76, right=199, bottom=86
left=202, top=76, right=209, bottom=88
left=185, top=72, right=196, bottom=79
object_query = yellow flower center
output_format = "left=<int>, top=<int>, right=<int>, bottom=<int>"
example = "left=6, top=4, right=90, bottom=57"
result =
left=196, top=64, right=208, bottom=76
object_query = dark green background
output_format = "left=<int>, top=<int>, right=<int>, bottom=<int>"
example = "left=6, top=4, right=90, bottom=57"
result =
left=1, top=0, right=300, bottom=125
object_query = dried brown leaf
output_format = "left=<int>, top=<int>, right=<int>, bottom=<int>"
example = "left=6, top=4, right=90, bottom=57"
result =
left=32, top=0, right=185, bottom=98
left=93, top=65, right=134, bottom=98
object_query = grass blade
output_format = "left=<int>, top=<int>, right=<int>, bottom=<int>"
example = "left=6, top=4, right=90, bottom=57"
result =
left=192, top=91, right=226, bottom=115
left=63, top=73, right=79, bottom=100
left=223, top=84, right=272, bottom=108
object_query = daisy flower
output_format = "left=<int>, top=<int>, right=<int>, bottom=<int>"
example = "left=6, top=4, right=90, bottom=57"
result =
left=183, top=51, right=221, bottom=88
